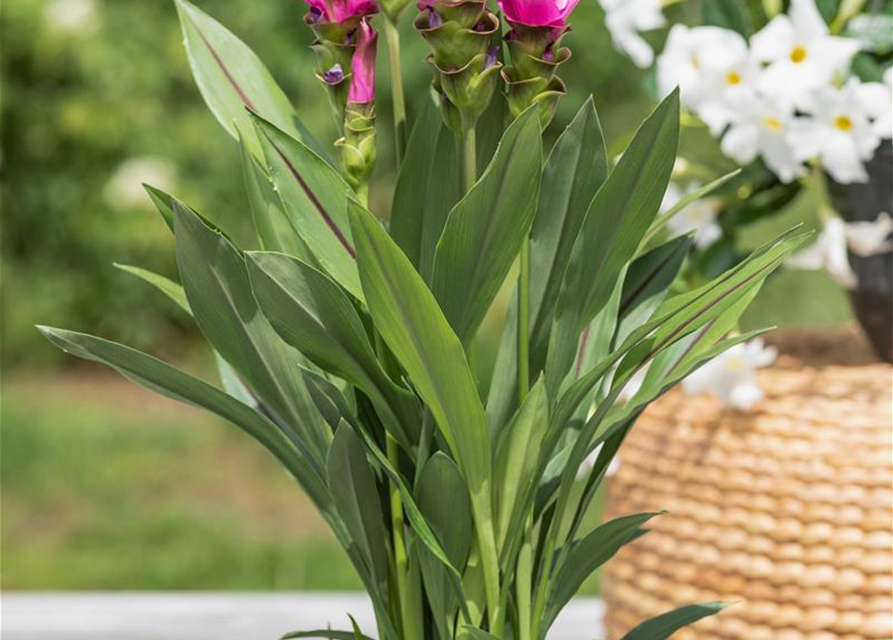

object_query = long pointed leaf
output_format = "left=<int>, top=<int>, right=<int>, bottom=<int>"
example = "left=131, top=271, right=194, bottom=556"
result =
left=431, top=107, right=543, bottom=344
left=174, top=203, right=332, bottom=468
left=546, top=90, right=680, bottom=394
left=620, top=602, right=730, bottom=640
left=174, top=0, right=324, bottom=158
left=252, top=113, right=363, bottom=300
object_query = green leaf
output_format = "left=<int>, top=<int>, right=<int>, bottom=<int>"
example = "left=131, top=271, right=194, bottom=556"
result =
left=113, top=263, right=190, bottom=314
left=494, top=377, right=549, bottom=553
left=544, top=512, right=660, bottom=631
left=173, top=202, right=332, bottom=469
left=282, top=628, right=376, bottom=640
left=529, top=96, right=608, bottom=364
left=416, top=452, right=473, bottom=640
left=174, top=0, right=324, bottom=158
left=348, top=199, right=499, bottom=610
left=390, top=96, right=460, bottom=275
left=643, top=169, right=740, bottom=246
left=327, top=423, right=390, bottom=596
left=702, top=0, right=751, bottom=36
left=461, top=628, right=502, bottom=640
left=619, top=602, right=730, bottom=640
left=349, top=200, right=491, bottom=510
left=615, top=235, right=692, bottom=346
left=252, top=113, right=363, bottom=301
left=240, top=132, right=318, bottom=261
left=144, top=184, right=176, bottom=231
left=431, top=107, right=543, bottom=344
left=246, top=250, right=418, bottom=449
left=545, top=90, right=680, bottom=393
left=36, top=327, right=332, bottom=513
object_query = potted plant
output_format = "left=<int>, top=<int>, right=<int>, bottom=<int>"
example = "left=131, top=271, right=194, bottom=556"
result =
left=40, top=0, right=805, bottom=637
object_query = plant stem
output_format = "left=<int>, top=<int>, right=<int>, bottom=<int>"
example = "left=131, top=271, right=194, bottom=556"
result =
left=384, top=18, right=407, bottom=166
left=517, top=238, right=530, bottom=405
left=515, top=515, right=534, bottom=640
left=386, top=433, right=411, bottom=637
left=460, top=122, right=477, bottom=194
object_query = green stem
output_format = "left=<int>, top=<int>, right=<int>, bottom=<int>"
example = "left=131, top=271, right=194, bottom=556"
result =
left=386, top=433, right=411, bottom=638
left=517, top=238, right=530, bottom=405
left=515, top=515, right=534, bottom=640
left=460, top=123, right=477, bottom=195
left=384, top=18, right=407, bottom=167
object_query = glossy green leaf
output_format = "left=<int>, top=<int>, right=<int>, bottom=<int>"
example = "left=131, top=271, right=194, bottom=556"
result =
left=246, top=250, right=418, bottom=449
left=620, top=602, right=730, bottom=640
left=174, top=0, right=324, bottom=158
left=36, top=327, right=332, bottom=513
left=252, top=113, right=363, bottom=301
left=241, top=133, right=318, bottom=261
left=173, top=203, right=332, bottom=469
left=615, top=235, right=692, bottom=346
left=390, top=96, right=459, bottom=273
left=546, top=90, right=680, bottom=394
left=327, top=423, right=390, bottom=596
left=494, top=377, right=549, bottom=553
left=282, top=627, right=376, bottom=640
left=113, top=263, right=190, bottom=314
left=643, top=169, right=740, bottom=246
left=529, top=96, right=608, bottom=364
left=462, top=628, right=502, bottom=640
left=544, top=512, right=660, bottom=631
left=348, top=199, right=499, bottom=612
left=416, top=452, right=473, bottom=640
left=431, top=107, right=543, bottom=345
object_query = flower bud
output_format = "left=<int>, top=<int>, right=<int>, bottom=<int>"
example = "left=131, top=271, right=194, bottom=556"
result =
left=299, top=0, right=379, bottom=124
left=336, top=19, right=378, bottom=197
left=497, top=0, right=578, bottom=129
left=415, top=0, right=503, bottom=131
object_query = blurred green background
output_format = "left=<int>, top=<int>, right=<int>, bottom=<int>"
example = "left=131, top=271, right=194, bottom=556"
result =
left=1, top=0, right=850, bottom=591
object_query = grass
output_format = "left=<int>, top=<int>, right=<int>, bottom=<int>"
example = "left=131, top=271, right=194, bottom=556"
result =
left=1, top=371, right=360, bottom=590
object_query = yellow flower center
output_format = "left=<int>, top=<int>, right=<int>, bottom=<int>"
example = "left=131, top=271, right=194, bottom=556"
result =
left=790, top=46, right=807, bottom=63
left=835, top=115, right=853, bottom=131
left=690, top=54, right=699, bottom=69
left=763, top=116, right=784, bottom=131
left=726, top=71, right=742, bottom=85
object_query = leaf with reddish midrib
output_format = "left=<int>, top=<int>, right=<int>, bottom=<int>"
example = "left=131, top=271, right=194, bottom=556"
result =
left=252, top=113, right=364, bottom=302
left=175, top=0, right=326, bottom=159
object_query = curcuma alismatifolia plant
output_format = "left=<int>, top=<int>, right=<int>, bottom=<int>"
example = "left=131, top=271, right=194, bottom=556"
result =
left=39, top=0, right=810, bottom=639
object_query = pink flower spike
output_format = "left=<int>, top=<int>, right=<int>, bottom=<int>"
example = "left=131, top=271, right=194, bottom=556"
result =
left=300, top=0, right=378, bottom=23
left=349, top=18, right=378, bottom=103
left=497, top=0, right=580, bottom=27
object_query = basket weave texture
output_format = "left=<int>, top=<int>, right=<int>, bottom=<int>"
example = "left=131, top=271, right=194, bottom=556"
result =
left=601, top=358, right=893, bottom=640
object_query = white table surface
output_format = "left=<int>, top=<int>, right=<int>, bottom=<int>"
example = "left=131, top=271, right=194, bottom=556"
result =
left=3, top=592, right=605, bottom=640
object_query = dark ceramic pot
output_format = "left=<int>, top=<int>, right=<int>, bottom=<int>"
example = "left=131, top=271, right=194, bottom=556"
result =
left=828, top=141, right=893, bottom=363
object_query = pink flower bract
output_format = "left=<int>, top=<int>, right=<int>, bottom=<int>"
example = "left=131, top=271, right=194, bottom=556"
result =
left=348, top=18, right=378, bottom=103
left=497, top=0, right=580, bottom=27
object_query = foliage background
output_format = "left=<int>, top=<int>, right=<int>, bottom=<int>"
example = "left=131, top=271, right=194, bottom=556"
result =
left=1, top=0, right=850, bottom=590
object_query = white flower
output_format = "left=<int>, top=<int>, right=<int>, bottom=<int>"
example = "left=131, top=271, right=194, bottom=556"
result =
left=657, top=25, right=753, bottom=116
left=787, top=217, right=857, bottom=287
left=43, top=0, right=100, bottom=37
left=846, top=212, right=893, bottom=257
left=661, top=182, right=723, bottom=249
left=789, top=79, right=882, bottom=184
left=600, top=0, right=666, bottom=68
left=751, top=0, right=859, bottom=110
left=104, top=156, right=178, bottom=210
left=683, top=339, right=777, bottom=409
left=721, top=93, right=806, bottom=183
left=856, top=68, right=893, bottom=140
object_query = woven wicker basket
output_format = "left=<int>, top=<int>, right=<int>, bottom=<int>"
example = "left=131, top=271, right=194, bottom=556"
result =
left=601, top=334, right=893, bottom=640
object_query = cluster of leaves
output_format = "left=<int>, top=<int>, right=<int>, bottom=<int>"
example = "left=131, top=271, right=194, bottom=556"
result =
left=40, top=1, right=808, bottom=639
